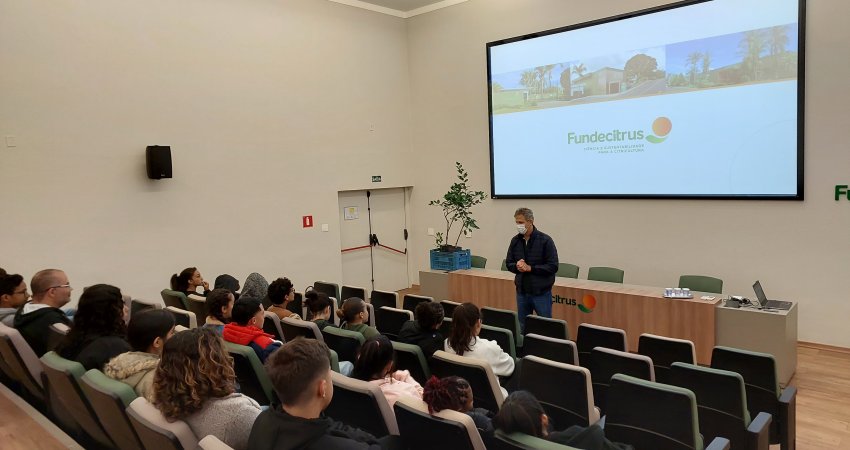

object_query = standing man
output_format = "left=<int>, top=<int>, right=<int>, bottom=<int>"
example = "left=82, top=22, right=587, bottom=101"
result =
left=505, top=208, right=559, bottom=331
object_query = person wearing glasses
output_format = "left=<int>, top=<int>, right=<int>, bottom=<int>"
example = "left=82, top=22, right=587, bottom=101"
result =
left=14, top=269, right=73, bottom=356
left=267, top=277, right=301, bottom=321
left=0, top=273, right=30, bottom=326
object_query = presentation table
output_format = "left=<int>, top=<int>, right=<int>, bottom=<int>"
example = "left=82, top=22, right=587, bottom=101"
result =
left=440, top=269, right=721, bottom=364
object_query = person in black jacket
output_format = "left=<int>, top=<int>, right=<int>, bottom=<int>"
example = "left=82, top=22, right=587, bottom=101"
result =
left=13, top=269, right=73, bottom=356
left=249, top=338, right=400, bottom=450
left=56, top=284, right=131, bottom=371
left=398, top=301, right=444, bottom=357
left=505, top=208, right=559, bottom=331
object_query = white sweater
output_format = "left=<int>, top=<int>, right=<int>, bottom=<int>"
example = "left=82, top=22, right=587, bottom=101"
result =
left=444, top=336, right=516, bottom=377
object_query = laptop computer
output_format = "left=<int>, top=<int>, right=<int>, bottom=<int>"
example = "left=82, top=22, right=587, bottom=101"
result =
left=752, top=281, right=793, bottom=310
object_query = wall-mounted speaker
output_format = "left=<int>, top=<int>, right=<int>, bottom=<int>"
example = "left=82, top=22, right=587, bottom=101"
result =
left=146, top=145, right=172, bottom=179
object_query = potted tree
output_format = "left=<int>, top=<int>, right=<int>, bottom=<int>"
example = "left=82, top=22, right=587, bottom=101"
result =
left=429, top=162, right=487, bottom=270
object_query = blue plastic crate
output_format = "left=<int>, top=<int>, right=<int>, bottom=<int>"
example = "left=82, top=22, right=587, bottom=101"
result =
left=430, top=249, right=471, bottom=271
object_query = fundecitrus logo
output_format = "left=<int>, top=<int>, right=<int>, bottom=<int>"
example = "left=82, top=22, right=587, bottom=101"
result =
left=646, top=117, right=672, bottom=144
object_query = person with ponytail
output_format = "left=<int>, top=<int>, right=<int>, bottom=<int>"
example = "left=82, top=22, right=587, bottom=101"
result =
left=444, top=303, right=515, bottom=380
left=170, top=267, right=210, bottom=297
left=337, top=297, right=379, bottom=340
left=494, top=391, right=633, bottom=450
left=423, top=376, right=494, bottom=445
left=351, top=335, right=423, bottom=408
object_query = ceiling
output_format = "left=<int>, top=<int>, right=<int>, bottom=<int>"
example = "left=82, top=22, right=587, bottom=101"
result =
left=327, top=0, right=468, bottom=18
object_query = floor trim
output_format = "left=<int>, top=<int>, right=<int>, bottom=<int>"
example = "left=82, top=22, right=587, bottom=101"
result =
left=798, top=340, right=850, bottom=354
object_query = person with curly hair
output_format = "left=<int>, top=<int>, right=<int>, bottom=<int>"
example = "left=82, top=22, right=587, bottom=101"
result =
left=170, top=267, right=210, bottom=297
left=267, top=277, right=301, bottom=320
left=423, top=375, right=494, bottom=445
left=153, top=328, right=261, bottom=450
left=351, top=335, right=423, bottom=408
left=56, top=284, right=131, bottom=371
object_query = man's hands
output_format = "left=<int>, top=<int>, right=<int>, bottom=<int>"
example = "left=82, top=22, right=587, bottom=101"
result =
left=516, top=259, right=532, bottom=272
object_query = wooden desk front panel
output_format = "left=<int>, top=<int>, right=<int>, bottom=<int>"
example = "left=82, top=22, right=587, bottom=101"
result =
left=448, top=269, right=719, bottom=364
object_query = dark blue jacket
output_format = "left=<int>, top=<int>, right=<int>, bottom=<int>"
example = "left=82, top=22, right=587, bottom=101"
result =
left=506, top=226, right=559, bottom=295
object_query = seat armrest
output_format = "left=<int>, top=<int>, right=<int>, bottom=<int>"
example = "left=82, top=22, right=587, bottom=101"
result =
left=779, top=386, right=797, bottom=450
left=705, top=436, right=731, bottom=450
left=747, top=412, right=772, bottom=450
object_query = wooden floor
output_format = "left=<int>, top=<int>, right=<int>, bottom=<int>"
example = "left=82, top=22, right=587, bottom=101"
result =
left=1, top=344, right=848, bottom=449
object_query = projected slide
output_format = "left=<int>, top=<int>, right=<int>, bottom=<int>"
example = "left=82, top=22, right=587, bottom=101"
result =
left=487, top=0, right=803, bottom=198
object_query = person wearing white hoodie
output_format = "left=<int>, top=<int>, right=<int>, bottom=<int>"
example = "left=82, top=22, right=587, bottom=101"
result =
left=104, top=309, right=175, bottom=400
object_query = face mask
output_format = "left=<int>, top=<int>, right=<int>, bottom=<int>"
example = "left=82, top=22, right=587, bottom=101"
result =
left=516, top=224, right=527, bottom=235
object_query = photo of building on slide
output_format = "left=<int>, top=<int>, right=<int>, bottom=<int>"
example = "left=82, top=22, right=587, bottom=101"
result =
left=490, top=23, right=798, bottom=115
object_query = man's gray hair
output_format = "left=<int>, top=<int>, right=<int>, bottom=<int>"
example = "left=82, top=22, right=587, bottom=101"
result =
left=514, top=207, right=534, bottom=221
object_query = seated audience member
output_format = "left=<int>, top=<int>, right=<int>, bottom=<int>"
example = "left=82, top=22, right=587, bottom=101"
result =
left=268, top=277, right=301, bottom=320
left=170, top=267, right=210, bottom=297
left=338, top=297, right=379, bottom=340
left=248, top=338, right=391, bottom=450
left=104, top=309, right=175, bottom=400
left=0, top=274, right=30, bottom=326
left=204, top=288, right=235, bottom=334
left=444, top=303, right=515, bottom=384
left=154, top=328, right=261, bottom=450
left=241, top=272, right=270, bottom=303
left=14, top=269, right=73, bottom=356
left=398, top=301, right=444, bottom=357
left=304, top=291, right=336, bottom=330
left=214, top=274, right=241, bottom=299
left=56, top=284, right=131, bottom=371
left=222, top=298, right=281, bottom=363
left=494, top=391, right=632, bottom=450
left=0, top=267, right=6, bottom=276
left=352, top=335, right=423, bottom=408
left=423, top=376, right=494, bottom=446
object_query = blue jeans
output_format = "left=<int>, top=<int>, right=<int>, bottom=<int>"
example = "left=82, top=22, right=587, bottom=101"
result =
left=517, top=290, right=552, bottom=332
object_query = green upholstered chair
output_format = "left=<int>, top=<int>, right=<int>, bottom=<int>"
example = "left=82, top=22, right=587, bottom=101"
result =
left=556, top=263, right=580, bottom=278
left=494, top=430, right=582, bottom=449
left=711, top=346, right=796, bottom=450
left=679, top=275, right=724, bottom=294
left=312, top=281, right=341, bottom=303
left=370, top=289, right=399, bottom=309
left=402, top=294, right=433, bottom=313
left=391, top=341, right=431, bottom=385
left=470, top=255, right=487, bottom=269
left=587, top=266, right=624, bottom=283
left=518, top=355, right=600, bottom=429
left=431, top=350, right=505, bottom=414
left=590, top=347, right=654, bottom=415
left=478, top=324, right=517, bottom=359
left=321, top=326, right=365, bottom=363
left=605, top=374, right=731, bottom=450
left=160, top=289, right=189, bottom=310
left=524, top=316, right=569, bottom=340
left=481, top=306, right=524, bottom=348
left=40, top=352, right=115, bottom=448
left=637, top=333, right=697, bottom=384
left=501, top=259, right=509, bottom=271
left=80, top=369, right=143, bottom=450
left=670, top=362, right=772, bottom=450
left=395, top=396, right=487, bottom=450
left=325, top=371, right=399, bottom=437
left=374, top=306, right=413, bottom=340
left=223, top=342, right=278, bottom=406
left=522, top=334, right=578, bottom=365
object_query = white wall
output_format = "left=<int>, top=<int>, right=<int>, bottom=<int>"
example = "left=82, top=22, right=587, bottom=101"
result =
left=406, top=0, right=850, bottom=348
left=0, top=0, right=413, bottom=301
left=2, top=0, right=847, bottom=348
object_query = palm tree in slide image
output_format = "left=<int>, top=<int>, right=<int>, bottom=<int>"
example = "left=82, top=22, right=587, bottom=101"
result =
left=686, top=51, right=703, bottom=86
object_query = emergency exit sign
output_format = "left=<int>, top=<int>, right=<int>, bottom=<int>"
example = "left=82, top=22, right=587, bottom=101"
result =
left=372, top=175, right=382, bottom=183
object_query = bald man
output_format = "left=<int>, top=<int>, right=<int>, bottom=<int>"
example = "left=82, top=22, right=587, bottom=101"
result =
left=14, top=269, right=73, bottom=356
